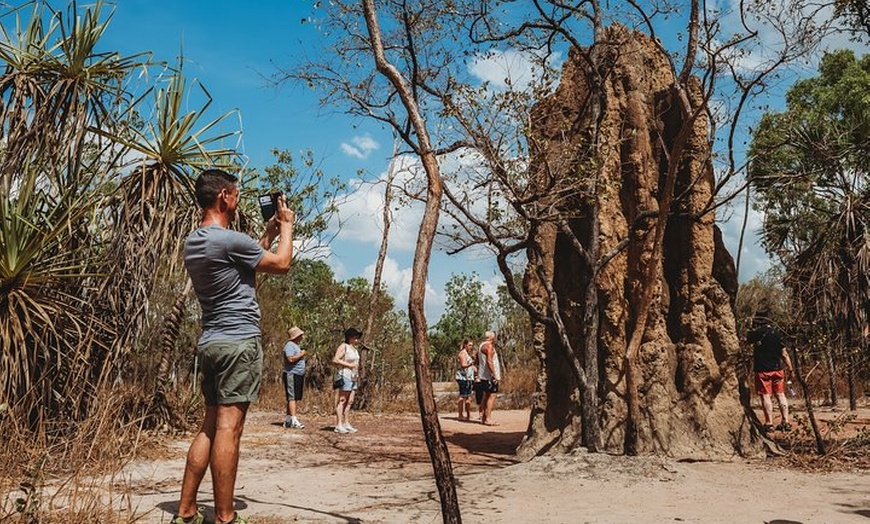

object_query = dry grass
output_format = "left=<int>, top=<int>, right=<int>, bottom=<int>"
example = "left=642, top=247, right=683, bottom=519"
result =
left=0, top=385, right=173, bottom=524
left=777, top=408, right=870, bottom=472
left=0, top=361, right=532, bottom=522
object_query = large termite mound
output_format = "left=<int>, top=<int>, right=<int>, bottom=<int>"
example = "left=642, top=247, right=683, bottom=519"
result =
left=519, top=26, right=757, bottom=457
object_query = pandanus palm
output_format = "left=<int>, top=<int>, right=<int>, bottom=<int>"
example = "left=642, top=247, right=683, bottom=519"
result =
left=0, top=0, right=146, bottom=426
left=0, top=0, right=241, bottom=431
left=95, top=60, right=242, bottom=357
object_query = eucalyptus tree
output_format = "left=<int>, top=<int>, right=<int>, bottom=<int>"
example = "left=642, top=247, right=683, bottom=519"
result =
left=288, top=1, right=470, bottom=518
left=356, top=138, right=399, bottom=409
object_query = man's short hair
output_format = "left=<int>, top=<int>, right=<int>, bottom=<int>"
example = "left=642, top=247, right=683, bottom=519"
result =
left=484, top=330, right=496, bottom=340
left=194, top=169, right=238, bottom=209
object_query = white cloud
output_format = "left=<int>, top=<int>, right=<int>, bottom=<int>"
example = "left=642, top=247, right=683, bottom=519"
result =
left=480, top=273, right=504, bottom=301
left=340, top=134, right=380, bottom=159
left=468, top=48, right=562, bottom=91
left=362, top=255, right=442, bottom=318
left=330, top=155, right=426, bottom=252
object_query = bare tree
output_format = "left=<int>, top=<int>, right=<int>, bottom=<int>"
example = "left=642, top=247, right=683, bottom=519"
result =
left=360, top=2, right=461, bottom=520
left=356, top=137, right=399, bottom=409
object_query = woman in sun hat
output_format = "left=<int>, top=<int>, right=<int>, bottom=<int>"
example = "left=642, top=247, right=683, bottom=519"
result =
left=282, top=326, right=307, bottom=429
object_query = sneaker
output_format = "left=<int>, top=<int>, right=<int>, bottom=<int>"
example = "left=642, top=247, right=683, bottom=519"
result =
left=344, top=424, right=359, bottom=433
left=171, top=508, right=205, bottom=524
left=216, top=512, right=248, bottom=524
left=776, top=422, right=792, bottom=432
left=761, top=424, right=774, bottom=434
left=334, top=425, right=349, bottom=433
left=283, top=419, right=293, bottom=428
left=290, top=420, right=305, bottom=429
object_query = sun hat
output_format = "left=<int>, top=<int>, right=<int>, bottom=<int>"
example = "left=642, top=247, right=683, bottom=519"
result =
left=287, top=326, right=304, bottom=340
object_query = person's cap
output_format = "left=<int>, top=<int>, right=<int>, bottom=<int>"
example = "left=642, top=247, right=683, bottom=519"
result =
left=344, top=327, right=363, bottom=339
left=287, top=326, right=304, bottom=340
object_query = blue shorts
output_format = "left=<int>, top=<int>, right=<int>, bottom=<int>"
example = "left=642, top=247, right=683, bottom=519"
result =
left=333, top=375, right=357, bottom=392
left=457, top=379, right=473, bottom=398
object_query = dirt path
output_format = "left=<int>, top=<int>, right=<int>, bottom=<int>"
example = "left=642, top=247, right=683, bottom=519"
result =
left=124, top=407, right=869, bottom=523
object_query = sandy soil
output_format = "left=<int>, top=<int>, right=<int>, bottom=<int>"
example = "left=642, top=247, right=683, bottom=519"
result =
left=119, top=401, right=870, bottom=524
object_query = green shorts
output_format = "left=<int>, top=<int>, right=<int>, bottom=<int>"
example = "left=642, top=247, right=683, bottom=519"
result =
left=198, top=337, right=263, bottom=406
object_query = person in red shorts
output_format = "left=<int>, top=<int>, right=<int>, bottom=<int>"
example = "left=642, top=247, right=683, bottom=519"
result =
left=747, top=309, right=794, bottom=433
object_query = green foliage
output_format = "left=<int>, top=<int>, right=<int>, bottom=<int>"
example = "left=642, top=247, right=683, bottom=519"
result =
left=429, top=272, right=496, bottom=365
left=258, top=259, right=411, bottom=388
left=751, top=50, right=870, bottom=256
left=493, top=280, right=534, bottom=370
left=749, top=50, right=870, bottom=344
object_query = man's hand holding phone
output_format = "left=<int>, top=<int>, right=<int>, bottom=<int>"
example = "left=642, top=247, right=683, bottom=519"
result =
left=259, top=192, right=294, bottom=252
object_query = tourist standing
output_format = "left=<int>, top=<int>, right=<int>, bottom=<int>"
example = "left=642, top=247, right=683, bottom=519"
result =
left=173, top=169, right=294, bottom=524
left=455, top=338, right=476, bottom=421
left=332, top=327, right=363, bottom=433
left=748, top=309, right=793, bottom=433
left=282, top=326, right=307, bottom=429
left=477, top=331, right=502, bottom=426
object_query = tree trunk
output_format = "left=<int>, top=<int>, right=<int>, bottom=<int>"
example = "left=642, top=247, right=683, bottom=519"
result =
left=582, top=219, right=601, bottom=452
left=826, top=347, right=838, bottom=406
left=847, top=348, right=857, bottom=411
left=362, top=2, right=461, bottom=521
left=406, top=150, right=460, bottom=522
left=791, top=347, right=826, bottom=454
left=150, top=279, right=192, bottom=429
left=355, top=138, right=397, bottom=410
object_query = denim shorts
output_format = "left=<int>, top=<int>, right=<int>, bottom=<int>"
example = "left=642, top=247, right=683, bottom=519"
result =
left=198, top=337, right=262, bottom=406
left=333, top=375, right=357, bottom=392
left=457, top=379, right=473, bottom=398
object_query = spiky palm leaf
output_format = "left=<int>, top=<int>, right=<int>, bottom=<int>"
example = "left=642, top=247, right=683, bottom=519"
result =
left=92, top=56, right=242, bottom=348
left=0, top=1, right=150, bottom=426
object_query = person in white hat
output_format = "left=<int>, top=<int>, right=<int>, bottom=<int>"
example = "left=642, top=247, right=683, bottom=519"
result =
left=282, top=326, right=307, bottom=429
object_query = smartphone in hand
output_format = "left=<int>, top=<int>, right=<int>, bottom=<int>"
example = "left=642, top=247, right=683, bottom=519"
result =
left=258, top=192, right=282, bottom=220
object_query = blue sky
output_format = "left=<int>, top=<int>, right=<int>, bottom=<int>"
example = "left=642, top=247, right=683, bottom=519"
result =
left=97, top=0, right=502, bottom=320
left=95, top=0, right=867, bottom=320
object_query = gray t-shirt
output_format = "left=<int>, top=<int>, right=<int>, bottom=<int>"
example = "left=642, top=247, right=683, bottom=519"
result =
left=283, top=341, right=305, bottom=375
left=184, top=225, right=266, bottom=345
